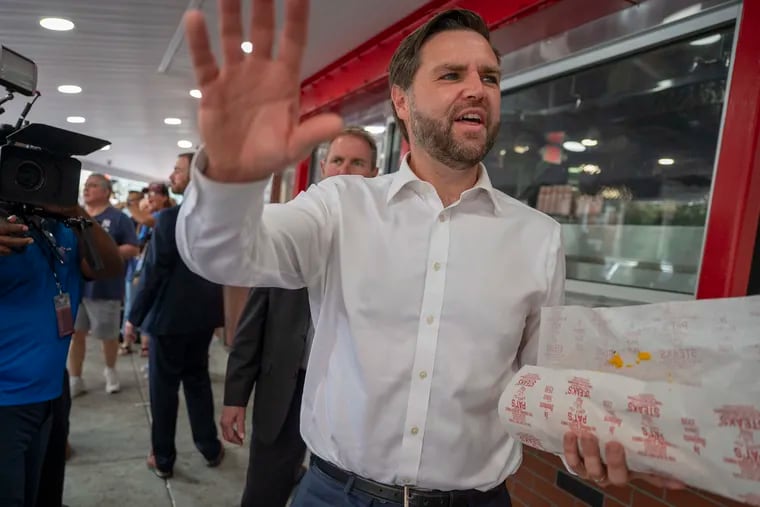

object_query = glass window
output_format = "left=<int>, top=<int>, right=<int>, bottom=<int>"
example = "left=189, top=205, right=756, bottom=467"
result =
left=387, top=121, right=403, bottom=174
left=485, top=26, right=734, bottom=294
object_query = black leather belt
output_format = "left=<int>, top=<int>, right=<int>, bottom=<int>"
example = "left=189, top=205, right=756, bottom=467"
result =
left=310, top=455, right=502, bottom=507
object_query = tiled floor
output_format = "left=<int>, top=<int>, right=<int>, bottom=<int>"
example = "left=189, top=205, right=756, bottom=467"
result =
left=63, top=335, right=255, bottom=506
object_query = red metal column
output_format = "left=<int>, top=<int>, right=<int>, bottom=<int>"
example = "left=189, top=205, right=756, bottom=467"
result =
left=697, top=0, right=760, bottom=299
left=292, top=156, right=312, bottom=197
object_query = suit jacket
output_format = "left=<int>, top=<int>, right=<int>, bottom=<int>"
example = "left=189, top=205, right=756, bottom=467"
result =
left=129, top=206, right=224, bottom=335
left=223, top=287, right=311, bottom=444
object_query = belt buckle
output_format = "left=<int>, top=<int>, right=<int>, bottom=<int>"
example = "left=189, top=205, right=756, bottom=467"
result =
left=403, top=485, right=410, bottom=507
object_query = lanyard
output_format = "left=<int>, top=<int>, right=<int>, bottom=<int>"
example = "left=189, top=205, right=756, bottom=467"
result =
left=30, top=218, right=70, bottom=296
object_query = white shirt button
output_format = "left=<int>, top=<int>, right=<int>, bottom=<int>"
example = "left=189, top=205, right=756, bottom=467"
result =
left=433, top=262, right=441, bottom=271
left=419, top=371, right=428, bottom=379
left=411, top=426, right=419, bottom=435
left=426, top=315, right=434, bottom=325
left=438, top=214, right=446, bottom=223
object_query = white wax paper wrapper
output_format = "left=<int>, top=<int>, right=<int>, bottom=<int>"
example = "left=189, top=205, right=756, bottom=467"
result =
left=498, top=295, right=760, bottom=505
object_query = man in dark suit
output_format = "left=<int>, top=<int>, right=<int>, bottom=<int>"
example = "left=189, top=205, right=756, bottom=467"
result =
left=220, top=127, right=379, bottom=507
left=127, top=152, right=225, bottom=478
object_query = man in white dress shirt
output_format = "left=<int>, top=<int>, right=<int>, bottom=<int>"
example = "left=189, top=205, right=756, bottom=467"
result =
left=176, top=1, right=686, bottom=506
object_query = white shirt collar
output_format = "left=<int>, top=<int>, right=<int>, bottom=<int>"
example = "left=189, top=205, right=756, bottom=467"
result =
left=386, top=152, right=503, bottom=215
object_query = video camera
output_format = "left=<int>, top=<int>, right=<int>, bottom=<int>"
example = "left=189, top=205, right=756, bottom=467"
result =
left=0, top=45, right=109, bottom=269
left=0, top=44, right=109, bottom=209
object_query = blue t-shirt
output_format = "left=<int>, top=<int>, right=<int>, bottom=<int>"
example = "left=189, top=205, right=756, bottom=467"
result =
left=83, top=207, right=138, bottom=300
left=0, top=220, right=82, bottom=406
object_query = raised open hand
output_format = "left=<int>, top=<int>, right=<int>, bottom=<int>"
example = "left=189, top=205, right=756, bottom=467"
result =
left=184, top=0, right=344, bottom=182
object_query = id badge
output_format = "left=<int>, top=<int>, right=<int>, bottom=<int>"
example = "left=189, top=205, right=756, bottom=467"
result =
left=54, top=292, right=75, bottom=338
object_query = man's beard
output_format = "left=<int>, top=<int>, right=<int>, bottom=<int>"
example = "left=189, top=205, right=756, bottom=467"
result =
left=409, top=104, right=499, bottom=170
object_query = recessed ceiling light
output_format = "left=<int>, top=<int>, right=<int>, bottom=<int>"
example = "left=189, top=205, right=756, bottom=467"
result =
left=40, top=17, right=75, bottom=31
left=690, top=34, right=721, bottom=46
left=241, top=41, right=253, bottom=54
left=582, top=164, right=601, bottom=175
left=57, top=85, right=81, bottom=94
left=658, top=158, right=675, bottom=166
left=562, top=141, right=586, bottom=153
left=100, top=145, right=111, bottom=151
left=364, top=125, right=385, bottom=135
left=177, top=140, right=193, bottom=149
left=164, top=117, right=182, bottom=125
left=513, top=145, right=529, bottom=154
left=190, top=89, right=202, bottom=99
left=581, top=138, right=598, bottom=147
left=66, top=116, right=85, bottom=123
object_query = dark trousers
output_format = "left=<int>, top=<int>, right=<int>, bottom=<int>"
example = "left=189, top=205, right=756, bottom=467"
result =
left=291, top=466, right=512, bottom=507
left=35, top=369, right=71, bottom=507
left=0, top=400, right=53, bottom=507
left=241, top=369, right=307, bottom=507
left=149, top=330, right=222, bottom=471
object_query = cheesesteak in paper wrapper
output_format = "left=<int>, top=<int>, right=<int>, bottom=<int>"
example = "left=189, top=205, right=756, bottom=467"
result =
left=498, top=295, right=760, bottom=505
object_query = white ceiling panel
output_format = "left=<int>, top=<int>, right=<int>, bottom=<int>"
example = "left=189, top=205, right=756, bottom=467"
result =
left=1, top=0, right=430, bottom=182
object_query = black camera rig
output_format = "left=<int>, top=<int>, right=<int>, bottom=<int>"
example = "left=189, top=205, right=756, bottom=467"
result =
left=0, top=44, right=109, bottom=271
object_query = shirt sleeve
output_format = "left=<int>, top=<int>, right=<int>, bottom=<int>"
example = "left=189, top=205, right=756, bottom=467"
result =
left=517, top=223, right=565, bottom=369
left=117, top=213, right=139, bottom=247
left=175, top=148, right=335, bottom=289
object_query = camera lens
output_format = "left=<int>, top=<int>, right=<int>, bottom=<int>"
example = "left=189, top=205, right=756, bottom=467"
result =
left=14, top=161, right=45, bottom=191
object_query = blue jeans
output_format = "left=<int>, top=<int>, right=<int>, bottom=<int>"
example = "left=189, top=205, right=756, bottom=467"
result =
left=291, top=466, right=512, bottom=507
left=122, top=277, right=134, bottom=335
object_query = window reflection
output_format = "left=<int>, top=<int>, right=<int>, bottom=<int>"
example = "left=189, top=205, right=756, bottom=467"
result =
left=486, top=26, right=734, bottom=294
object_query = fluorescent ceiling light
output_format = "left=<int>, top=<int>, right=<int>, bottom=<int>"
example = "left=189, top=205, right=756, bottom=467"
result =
left=364, top=125, right=385, bottom=134
left=562, top=141, right=586, bottom=153
left=190, top=89, right=202, bottom=99
left=164, top=117, right=182, bottom=125
left=241, top=41, right=253, bottom=54
left=66, top=116, right=85, bottom=123
left=658, top=158, right=675, bottom=166
left=57, top=85, right=81, bottom=94
left=177, top=140, right=193, bottom=149
left=690, top=34, right=721, bottom=46
left=40, top=17, right=75, bottom=31
left=582, top=164, right=601, bottom=175
left=513, top=145, right=529, bottom=154
left=663, top=5, right=702, bottom=24
left=581, top=138, right=598, bottom=147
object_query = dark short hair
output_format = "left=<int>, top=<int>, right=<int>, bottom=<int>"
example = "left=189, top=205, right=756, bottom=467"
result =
left=177, top=152, right=194, bottom=164
left=388, top=9, right=500, bottom=142
left=327, top=126, right=379, bottom=169
left=148, top=182, right=170, bottom=196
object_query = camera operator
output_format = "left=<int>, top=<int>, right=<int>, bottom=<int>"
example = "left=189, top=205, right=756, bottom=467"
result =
left=0, top=204, right=124, bottom=507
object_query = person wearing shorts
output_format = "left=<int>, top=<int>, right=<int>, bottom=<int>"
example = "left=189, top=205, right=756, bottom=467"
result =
left=69, top=174, right=139, bottom=396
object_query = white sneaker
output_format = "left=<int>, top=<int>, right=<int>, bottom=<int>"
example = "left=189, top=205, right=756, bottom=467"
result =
left=104, top=367, right=120, bottom=393
left=70, top=376, right=86, bottom=398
